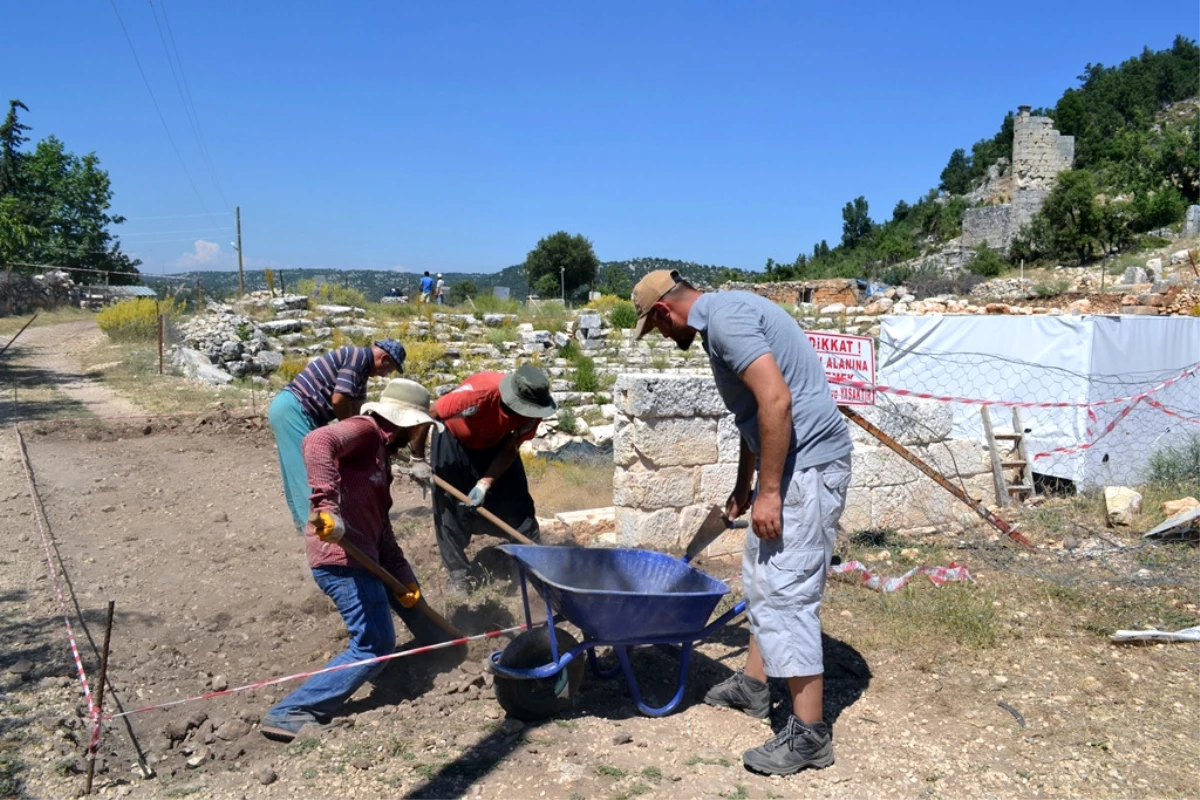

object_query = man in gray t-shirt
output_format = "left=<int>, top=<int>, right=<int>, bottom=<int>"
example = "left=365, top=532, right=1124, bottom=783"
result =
left=632, top=269, right=853, bottom=775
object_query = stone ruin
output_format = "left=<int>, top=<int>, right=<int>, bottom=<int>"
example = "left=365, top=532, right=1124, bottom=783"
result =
left=961, top=105, right=1076, bottom=256
left=609, top=374, right=993, bottom=555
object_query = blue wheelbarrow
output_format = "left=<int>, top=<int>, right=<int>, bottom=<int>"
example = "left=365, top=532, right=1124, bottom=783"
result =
left=487, top=543, right=746, bottom=720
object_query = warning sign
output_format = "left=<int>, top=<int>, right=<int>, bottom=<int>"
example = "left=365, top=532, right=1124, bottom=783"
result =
left=805, top=331, right=876, bottom=406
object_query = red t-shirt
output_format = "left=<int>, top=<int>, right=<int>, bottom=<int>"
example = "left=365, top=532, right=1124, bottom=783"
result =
left=436, top=371, right=540, bottom=450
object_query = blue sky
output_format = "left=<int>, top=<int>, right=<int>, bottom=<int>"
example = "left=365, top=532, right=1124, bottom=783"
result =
left=7, top=1, right=1197, bottom=275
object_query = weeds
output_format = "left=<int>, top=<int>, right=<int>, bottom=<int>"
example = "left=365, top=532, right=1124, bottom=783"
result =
left=570, top=355, right=599, bottom=392
left=558, top=406, right=578, bottom=434
left=874, top=584, right=999, bottom=649
left=96, top=297, right=183, bottom=341
left=0, top=752, right=25, bottom=797
left=285, top=737, right=321, bottom=757
left=616, top=784, right=651, bottom=799
left=596, top=765, right=626, bottom=778
left=650, top=354, right=670, bottom=371
left=720, top=785, right=749, bottom=800
left=1146, top=435, right=1200, bottom=484
left=686, top=754, right=732, bottom=767
left=609, top=301, right=637, bottom=329
left=640, top=765, right=662, bottom=782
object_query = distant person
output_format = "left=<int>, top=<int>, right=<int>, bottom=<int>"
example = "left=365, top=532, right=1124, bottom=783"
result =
left=419, top=271, right=434, bottom=304
left=387, top=286, right=400, bottom=298
left=632, top=269, right=853, bottom=775
left=260, top=379, right=451, bottom=742
left=409, top=365, right=556, bottom=594
left=268, top=339, right=407, bottom=531
left=434, top=274, right=446, bottom=304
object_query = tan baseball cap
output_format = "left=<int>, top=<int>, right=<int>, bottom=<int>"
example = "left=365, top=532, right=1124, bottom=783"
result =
left=631, top=269, right=680, bottom=339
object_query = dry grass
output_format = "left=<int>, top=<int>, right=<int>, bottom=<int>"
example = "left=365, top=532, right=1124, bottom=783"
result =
left=0, top=306, right=95, bottom=336
left=526, top=456, right=613, bottom=515
left=79, top=340, right=258, bottom=416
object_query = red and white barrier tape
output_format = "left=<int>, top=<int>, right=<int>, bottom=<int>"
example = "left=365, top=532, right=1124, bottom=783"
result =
left=1032, top=399, right=1141, bottom=460
left=827, top=362, right=1199, bottom=410
left=1145, top=398, right=1200, bottom=425
left=13, top=427, right=101, bottom=751
left=830, top=560, right=974, bottom=592
left=104, top=622, right=528, bottom=721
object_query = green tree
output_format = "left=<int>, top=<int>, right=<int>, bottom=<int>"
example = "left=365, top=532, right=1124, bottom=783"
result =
left=966, top=243, right=1008, bottom=277
left=523, top=231, right=599, bottom=302
left=1039, top=169, right=1102, bottom=263
left=0, top=100, right=31, bottom=196
left=448, top=280, right=478, bottom=304
left=841, top=197, right=873, bottom=249
left=0, top=103, right=139, bottom=283
left=939, top=149, right=972, bottom=195
left=595, top=263, right=633, bottom=297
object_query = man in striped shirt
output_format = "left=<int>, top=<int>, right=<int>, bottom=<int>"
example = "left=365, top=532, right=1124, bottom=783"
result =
left=268, top=339, right=406, bottom=530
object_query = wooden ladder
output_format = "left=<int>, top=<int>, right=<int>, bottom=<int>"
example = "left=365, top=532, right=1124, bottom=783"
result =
left=981, top=406, right=1035, bottom=508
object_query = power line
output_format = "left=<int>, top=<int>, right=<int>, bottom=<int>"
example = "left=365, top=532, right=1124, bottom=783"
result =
left=147, top=0, right=232, bottom=211
left=122, top=211, right=234, bottom=221
left=120, top=227, right=231, bottom=237
left=107, top=0, right=230, bottom=235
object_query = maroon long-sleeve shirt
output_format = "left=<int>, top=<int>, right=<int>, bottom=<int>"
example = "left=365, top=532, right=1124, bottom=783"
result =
left=301, top=415, right=416, bottom=587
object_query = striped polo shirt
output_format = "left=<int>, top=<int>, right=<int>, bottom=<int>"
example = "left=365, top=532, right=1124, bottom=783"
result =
left=284, top=345, right=373, bottom=425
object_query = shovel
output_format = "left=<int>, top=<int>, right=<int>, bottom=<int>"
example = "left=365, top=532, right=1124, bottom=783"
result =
left=431, top=475, right=538, bottom=546
left=683, top=506, right=749, bottom=563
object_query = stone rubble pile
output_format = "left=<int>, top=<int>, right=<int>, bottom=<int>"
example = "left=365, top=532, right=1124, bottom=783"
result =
left=173, top=300, right=285, bottom=384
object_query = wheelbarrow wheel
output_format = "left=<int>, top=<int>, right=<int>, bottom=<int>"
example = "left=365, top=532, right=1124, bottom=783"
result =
left=493, top=626, right=585, bottom=721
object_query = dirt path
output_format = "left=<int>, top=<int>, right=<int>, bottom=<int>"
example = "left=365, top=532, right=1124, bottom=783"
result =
left=0, top=319, right=141, bottom=422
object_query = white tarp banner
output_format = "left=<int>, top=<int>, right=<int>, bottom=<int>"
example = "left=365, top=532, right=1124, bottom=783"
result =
left=878, top=315, right=1200, bottom=489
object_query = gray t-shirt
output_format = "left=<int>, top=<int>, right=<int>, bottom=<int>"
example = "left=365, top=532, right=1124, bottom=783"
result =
left=688, top=291, right=852, bottom=470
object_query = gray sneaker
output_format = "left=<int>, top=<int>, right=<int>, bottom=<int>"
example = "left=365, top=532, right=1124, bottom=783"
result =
left=703, top=670, right=770, bottom=719
left=446, top=570, right=470, bottom=597
left=742, top=716, right=834, bottom=775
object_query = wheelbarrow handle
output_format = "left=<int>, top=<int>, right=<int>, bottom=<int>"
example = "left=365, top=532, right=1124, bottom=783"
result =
left=431, top=475, right=538, bottom=546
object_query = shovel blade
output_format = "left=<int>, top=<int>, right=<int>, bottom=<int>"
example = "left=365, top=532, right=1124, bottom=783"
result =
left=684, top=506, right=730, bottom=562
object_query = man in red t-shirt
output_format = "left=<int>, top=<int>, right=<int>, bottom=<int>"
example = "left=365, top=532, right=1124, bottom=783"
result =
left=410, top=364, right=557, bottom=593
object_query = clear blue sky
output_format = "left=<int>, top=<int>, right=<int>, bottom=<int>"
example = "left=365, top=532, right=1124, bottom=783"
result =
left=7, top=1, right=1197, bottom=275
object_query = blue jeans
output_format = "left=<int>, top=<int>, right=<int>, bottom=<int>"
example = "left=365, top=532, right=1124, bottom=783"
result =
left=266, top=566, right=397, bottom=724
left=268, top=391, right=318, bottom=531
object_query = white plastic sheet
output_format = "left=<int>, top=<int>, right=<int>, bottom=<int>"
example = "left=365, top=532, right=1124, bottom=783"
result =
left=878, top=315, right=1200, bottom=489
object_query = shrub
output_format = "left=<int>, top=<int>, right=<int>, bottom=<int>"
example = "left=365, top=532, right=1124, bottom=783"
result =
left=902, top=267, right=985, bottom=300
left=487, top=326, right=517, bottom=347
left=1147, top=435, right=1200, bottom=484
left=314, top=283, right=366, bottom=308
left=557, top=338, right=581, bottom=361
left=472, top=293, right=521, bottom=315
left=1032, top=279, right=1071, bottom=298
left=609, top=301, right=637, bottom=330
left=570, top=355, right=598, bottom=392
left=557, top=406, right=578, bottom=435
left=401, top=341, right=448, bottom=385
left=96, top=297, right=183, bottom=341
left=588, top=294, right=630, bottom=315
left=276, top=355, right=310, bottom=382
left=966, top=243, right=1009, bottom=277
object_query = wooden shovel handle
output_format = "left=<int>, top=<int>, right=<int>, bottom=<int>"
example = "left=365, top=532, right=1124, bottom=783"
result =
left=335, top=537, right=464, bottom=640
left=431, top=475, right=538, bottom=546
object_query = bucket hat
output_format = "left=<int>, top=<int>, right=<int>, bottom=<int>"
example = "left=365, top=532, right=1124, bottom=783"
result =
left=361, top=379, right=442, bottom=430
left=499, top=365, right=557, bottom=418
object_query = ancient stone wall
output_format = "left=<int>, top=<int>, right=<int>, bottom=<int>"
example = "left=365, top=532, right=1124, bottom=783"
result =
left=961, top=205, right=1013, bottom=253
left=722, top=279, right=859, bottom=308
left=611, top=374, right=993, bottom=555
left=960, top=106, right=1075, bottom=254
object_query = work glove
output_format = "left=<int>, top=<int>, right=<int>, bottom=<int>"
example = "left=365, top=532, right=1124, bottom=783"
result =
left=309, top=510, right=345, bottom=543
left=465, top=480, right=490, bottom=507
left=393, top=582, right=421, bottom=609
left=410, top=458, right=433, bottom=486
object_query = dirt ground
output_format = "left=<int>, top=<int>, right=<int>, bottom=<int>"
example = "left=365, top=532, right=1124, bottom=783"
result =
left=1, top=321, right=1198, bottom=800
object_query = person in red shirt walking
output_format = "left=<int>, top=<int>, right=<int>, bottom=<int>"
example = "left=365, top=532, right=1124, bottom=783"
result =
left=260, top=378, right=448, bottom=742
left=410, top=365, right=557, bottom=594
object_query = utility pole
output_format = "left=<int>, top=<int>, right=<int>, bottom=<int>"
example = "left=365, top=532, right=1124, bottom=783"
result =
left=561, top=266, right=565, bottom=304
left=236, top=206, right=245, bottom=297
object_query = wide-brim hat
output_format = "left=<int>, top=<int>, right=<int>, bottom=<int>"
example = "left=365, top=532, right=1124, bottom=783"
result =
left=499, top=364, right=557, bottom=418
left=361, top=379, right=443, bottom=430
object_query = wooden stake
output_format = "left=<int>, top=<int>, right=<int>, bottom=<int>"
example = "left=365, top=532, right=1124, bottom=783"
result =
left=85, top=600, right=115, bottom=795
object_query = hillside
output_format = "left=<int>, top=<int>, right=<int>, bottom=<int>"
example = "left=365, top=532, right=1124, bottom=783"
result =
left=166, top=258, right=747, bottom=301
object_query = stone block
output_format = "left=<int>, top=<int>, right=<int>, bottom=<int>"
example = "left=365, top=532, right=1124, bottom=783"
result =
left=849, top=444, right=918, bottom=488
left=873, top=482, right=960, bottom=531
left=613, top=374, right=728, bottom=418
left=1184, top=205, right=1200, bottom=238
left=840, top=487, right=872, bottom=532
left=632, top=417, right=718, bottom=466
left=613, top=416, right=637, bottom=467
left=258, top=319, right=303, bottom=335
left=697, top=464, right=739, bottom=507
left=1104, top=486, right=1142, bottom=527
left=917, top=438, right=987, bottom=478
left=1123, top=267, right=1148, bottom=285
left=848, top=399, right=953, bottom=446
left=612, top=467, right=695, bottom=509
left=613, top=507, right=681, bottom=549
left=717, top=416, right=741, bottom=463
left=577, top=312, right=602, bottom=329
